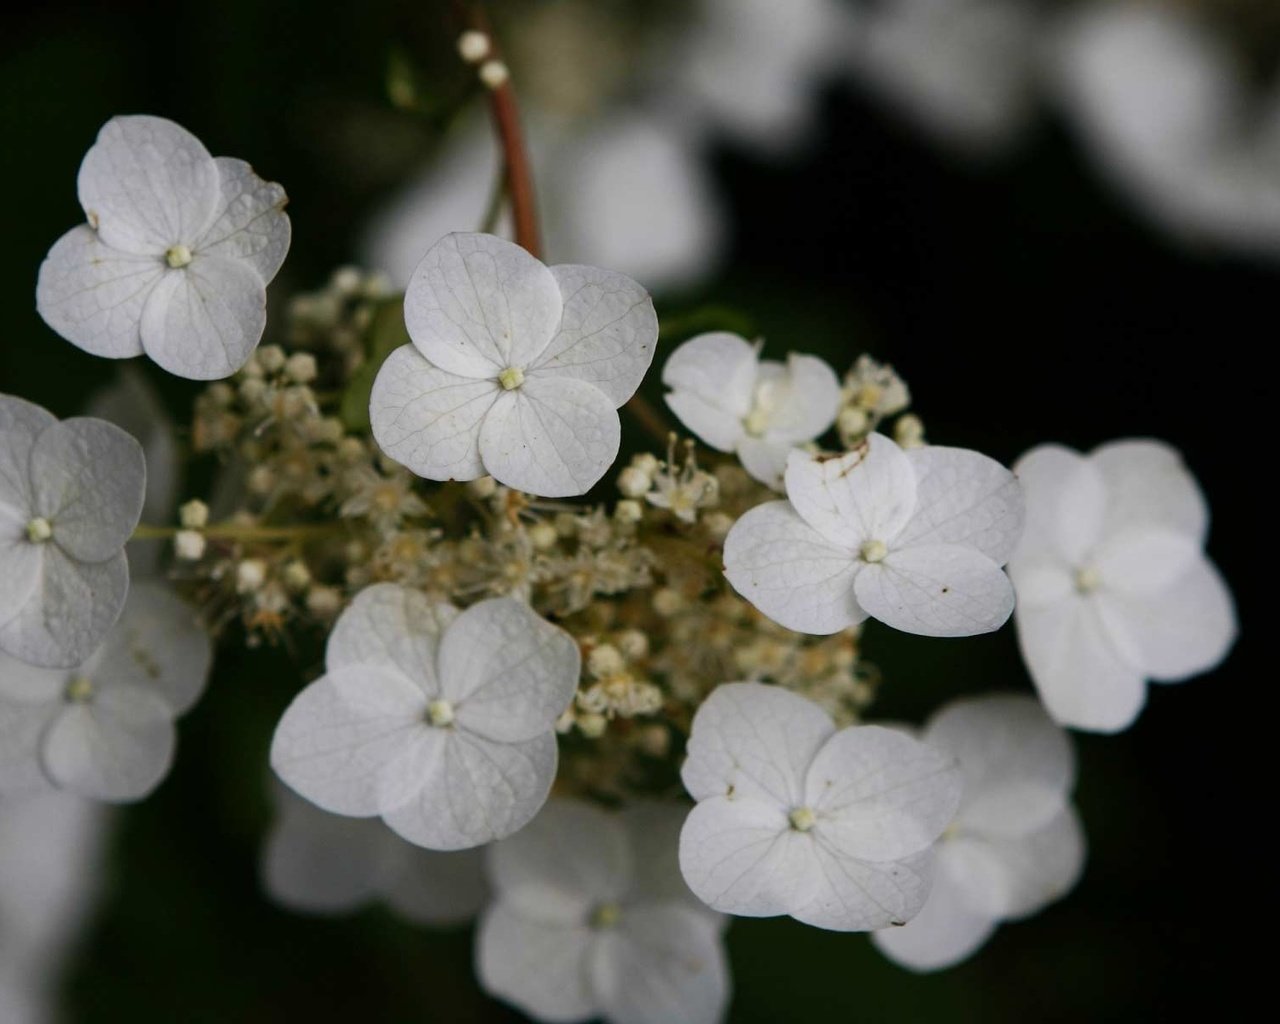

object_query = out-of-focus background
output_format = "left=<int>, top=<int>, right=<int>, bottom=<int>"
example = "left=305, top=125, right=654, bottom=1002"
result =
left=0, top=0, right=1266, bottom=1020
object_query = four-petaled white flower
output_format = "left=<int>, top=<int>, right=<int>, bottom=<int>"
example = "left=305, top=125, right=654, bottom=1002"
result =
left=478, top=798, right=729, bottom=1024
left=723, top=433, right=1024, bottom=637
left=872, top=694, right=1085, bottom=972
left=37, top=114, right=290, bottom=380
left=662, top=332, right=841, bottom=490
left=0, top=582, right=212, bottom=802
left=262, top=784, right=488, bottom=925
left=1009, top=439, right=1236, bottom=732
left=0, top=394, right=145, bottom=668
left=370, top=232, right=658, bottom=498
left=678, top=682, right=961, bottom=930
left=270, top=583, right=579, bottom=849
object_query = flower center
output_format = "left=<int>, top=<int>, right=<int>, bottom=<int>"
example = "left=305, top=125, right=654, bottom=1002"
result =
left=165, top=244, right=193, bottom=269
left=1074, top=565, right=1102, bottom=594
left=25, top=517, right=53, bottom=543
left=498, top=366, right=525, bottom=391
left=427, top=699, right=455, bottom=727
left=859, top=539, right=887, bottom=563
left=590, top=902, right=622, bottom=928
left=65, top=675, right=94, bottom=703
left=789, top=806, right=817, bottom=832
left=743, top=379, right=781, bottom=437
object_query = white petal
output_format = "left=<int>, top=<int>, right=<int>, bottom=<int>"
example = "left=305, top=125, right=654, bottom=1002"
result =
left=1015, top=598, right=1147, bottom=733
left=530, top=264, right=658, bottom=406
left=736, top=437, right=793, bottom=491
left=139, top=255, right=266, bottom=380
left=76, top=115, right=219, bottom=254
left=30, top=418, right=145, bottom=562
left=757, top=354, right=841, bottom=445
left=325, top=583, right=455, bottom=694
left=678, top=796, right=819, bottom=917
left=196, top=157, right=290, bottom=283
left=925, top=694, right=1074, bottom=838
left=35, top=226, right=159, bottom=359
left=438, top=598, right=579, bottom=743
left=381, top=842, right=489, bottom=926
left=369, top=345, right=496, bottom=482
left=662, top=332, right=758, bottom=424
left=664, top=390, right=747, bottom=453
left=622, top=802, right=717, bottom=918
left=854, top=544, right=1015, bottom=637
left=784, top=435, right=917, bottom=549
left=383, top=730, right=557, bottom=850
left=805, top=725, right=962, bottom=862
left=871, top=858, right=996, bottom=972
left=722, top=500, right=864, bottom=635
left=1092, top=528, right=1201, bottom=595
left=895, top=446, right=1025, bottom=564
left=1092, top=439, right=1209, bottom=544
left=476, top=903, right=597, bottom=1023
left=0, top=395, right=56, bottom=511
left=682, top=681, right=834, bottom=806
left=40, top=684, right=174, bottom=801
left=0, top=674, right=59, bottom=796
left=0, top=506, right=42, bottom=631
left=1011, top=444, right=1105, bottom=565
left=479, top=377, right=620, bottom=497
left=592, top=905, right=729, bottom=1024
left=791, top=846, right=933, bottom=932
left=0, top=547, right=129, bottom=669
left=404, top=232, right=562, bottom=379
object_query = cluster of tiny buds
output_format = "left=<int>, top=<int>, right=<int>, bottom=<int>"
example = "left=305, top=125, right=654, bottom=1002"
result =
left=287, top=266, right=391, bottom=374
left=837, top=354, right=914, bottom=447
left=619, top=438, right=720, bottom=526
left=457, top=30, right=509, bottom=90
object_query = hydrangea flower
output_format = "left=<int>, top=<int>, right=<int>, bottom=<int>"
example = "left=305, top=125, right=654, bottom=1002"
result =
left=270, top=583, right=579, bottom=849
left=679, top=682, right=961, bottom=930
left=36, top=114, right=290, bottom=380
left=0, top=582, right=212, bottom=802
left=872, top=694, right=1085, bottom=971
left=723, top=434, right=1024, bottom=637
left=370, top=232, right=657, bottom=497
left=262, top=784, right=487, bottom=924
left=0, top=394, right=145, bottom=668
left=478, top=799, right=729, bottom=1024
left=662, top=332, right=841, bottom=490
left=1009, top=440, right=1236, bottom=732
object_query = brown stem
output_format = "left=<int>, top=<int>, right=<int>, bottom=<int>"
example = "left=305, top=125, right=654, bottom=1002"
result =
left=625, top=394, right=672, bottom=446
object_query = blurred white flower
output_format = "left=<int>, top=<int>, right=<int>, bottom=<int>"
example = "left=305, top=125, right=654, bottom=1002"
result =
left=679, top=682, right=961, bottom=930
left=873, top=694, right=1085, bottom=971
left=270, top=584, right=579, bottom=849
left=37, top=114, right=290, bottom=380
left=724, top=434, right=1023, bottom=637
left=662, top=332, right=841, bottom=490
left=1009, top=439, right=1236, bottom=733
left=0, top=581, right=212, bottom=802
left=262, top=784, right=487, bottom=924
left=370, top=232, right=657, bottom=497
left=0, top=395, right=145, bottom=668
left=478, top=798, right=729, bottom=1024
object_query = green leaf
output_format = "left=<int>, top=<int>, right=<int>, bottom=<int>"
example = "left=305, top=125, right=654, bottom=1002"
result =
left=341, top=297, right=410, bottom=433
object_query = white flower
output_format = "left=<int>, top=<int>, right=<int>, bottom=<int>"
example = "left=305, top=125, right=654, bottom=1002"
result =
left=0, top=582, right=212, bottom=802
left=270, top=583, right=579, bottom=849
left=478, top=798, right=729, bottom=1024
left=1009, top=439, right=1236, bottom=733
left=662, top=332, right=841, bottom=490
left=872, top=694, right=1085, bottom=972
left=678, top=682, right=961, bottom=930
left=261, top=784, right=487, bottom=925
left=723, top=434, right=1023, bottom=637
left=36, top=114, right=290, bottom=380
left=0, top=395, right=145, bottom=668
left=370, top=232, right=658, bottom=498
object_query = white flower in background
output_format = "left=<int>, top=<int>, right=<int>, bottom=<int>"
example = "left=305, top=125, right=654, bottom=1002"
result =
left=270, top=583, right=579, bottom=849
left=872, top=694, right=1085, bottom=971
left=478, top=799, right=729, bottom=1024
left=262, top=784, right=487, bottom=924
left=0, top=395, right=145, bottom=668
left=37, top=114, right=290, bottom=380
left=662, top=332, right=841, bottom=490
left=724, top=434, right=1023, bottom=637
left=370, top=232, right=657, bottom=498
left=1009, top=440, right=1235, bottom=733
left=679, top=683, right=961, bottom=930
left=0, top=582, right=212, bottom=803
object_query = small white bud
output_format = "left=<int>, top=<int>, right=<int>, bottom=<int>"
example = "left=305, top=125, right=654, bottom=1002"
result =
left=306, top=585, right=343, bottom=619
left=616, top=629, right=648, bottom=661
left=179, top=499, right=209, bottom=529
left=284, top=352, right=318, bottom=384
left=247, top=465, right=277, bottom=495
left=236, top=558, right=268, bottom=593
left=632, top=453, right=660, bottom=476
left=331, top=266, right=363, bottom=296
left=617, top=466, right=651, bottom=498
left=894, top=413, right=925, bottom=448
left=703, top=512, right=734, bottom=541
left=588, top=644, right=625, bottom=680
left=174, top=530, right=206, bottom=561
left=239, top=377, right=268, bottom=404
left=467, top=475, right=498, bottom=499
left=282, top=560, right=312, bottom=593
left=652, top=587, right=684, bottom=617
left=206, top=381, right=235, bottom=406
left=614, top=499, right=643, bottom=524
left=479, top=59, right=509, bottom=90
left=577, top=712, right=607, bottom=738
left=529, top=521, right=559, bottom=551
left=457, top=30, right=491, bottom=64
left=257, top=345, right=286, bottom=374
left=838, top=406, right=869, bottom=439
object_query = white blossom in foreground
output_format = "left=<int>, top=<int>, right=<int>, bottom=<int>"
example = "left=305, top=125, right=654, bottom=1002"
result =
left=662, top=332, right=841, bottom=490
left=0, top=582, right=211, bottom=803
left=478, top=799, right=729, bottom=1024
left=270, top=584, right=579, bottom=849
left=679, top=683, right=961, bottom=930
left=37, top=114, right=290, bottom=380
left=262, top=785, right=487, bottom=924
left=873, top=694, right=1085, bottom=971
left=371, top=232, right=657, bottom=497
left=1009, top=440, right=1235, bottom=733
left=724, top=434, right=1023, bottom=637
left=0, top=395, right=145, bottom=668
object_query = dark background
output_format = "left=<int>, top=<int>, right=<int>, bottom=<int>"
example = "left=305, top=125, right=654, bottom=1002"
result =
left=0, top=1, right=1264, bottom=1021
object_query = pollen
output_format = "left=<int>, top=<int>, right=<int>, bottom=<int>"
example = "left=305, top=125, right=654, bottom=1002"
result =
left=789, top=807, right=817, bottom=832
left=65, top=675, right=94, bottom=703
left=25, top=517, right=53, bottom=543
left=859, top=539, right=887, bottom=563
left=165, top=244, right=193, bottom=269
left=1074, top=565, right=1102, bottom=594
left=498, top=366, right=526, bottom=391
left=427, top=699, right=456, bottom=727
left=590, top=902, right=622, bottom=928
